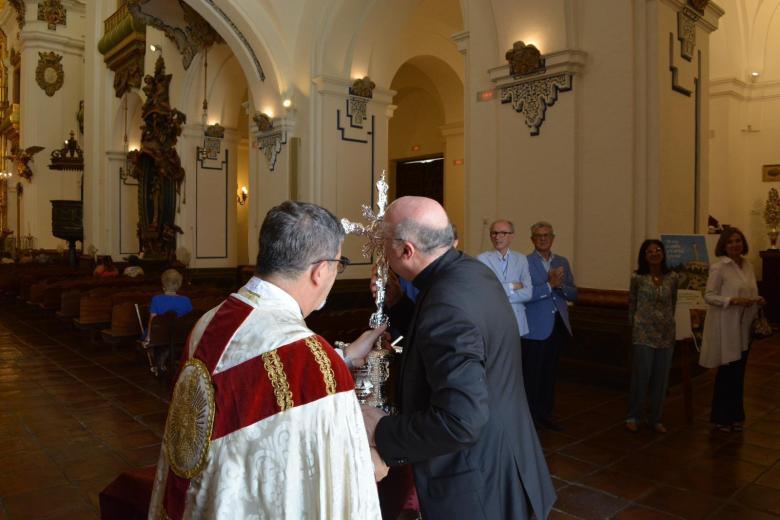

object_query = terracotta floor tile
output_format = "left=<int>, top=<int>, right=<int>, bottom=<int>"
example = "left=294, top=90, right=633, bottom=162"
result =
left=554, top=484, right=629, bottom=519
left=639, top=485, right=724, bottom=519
left=714, top=441, right=780, bottom=467
left=560, top=441, right=623, bottom=467
left=757, top=463, right=780, bottom=490
left=545, top=453, right=599, bottom=482
left=708, top=503, right=780, bottom=520
left=613, top=505, right=681, bottom=519
left=2, top=484, right=94, bottom=519
left=735, top=483, right=780, bottom=515
left=580, top=469, right=658, bottom=501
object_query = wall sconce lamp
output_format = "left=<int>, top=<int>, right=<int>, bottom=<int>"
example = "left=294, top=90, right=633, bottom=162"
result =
left=282, top=98, right=292, bottom=108
left=149, top=44, right=162, bottom=53
left=237, top=185, right=248, bottom=206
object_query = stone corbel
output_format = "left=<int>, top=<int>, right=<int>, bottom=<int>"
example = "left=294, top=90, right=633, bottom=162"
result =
left=251, top=115, right=292, bottom=172
left=489, top=49, right=586, bottom=136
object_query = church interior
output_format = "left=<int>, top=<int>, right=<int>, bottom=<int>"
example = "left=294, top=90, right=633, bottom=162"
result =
left=1, top=0, right=780, bottom=518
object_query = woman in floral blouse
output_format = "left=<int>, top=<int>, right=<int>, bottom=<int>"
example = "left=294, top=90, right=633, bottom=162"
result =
left=626, top=239, right=682, bottom=433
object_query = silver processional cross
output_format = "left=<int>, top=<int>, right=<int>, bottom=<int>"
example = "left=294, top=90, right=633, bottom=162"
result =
left=341, top=169, right=390, bottom=330
left=340, top=170, right=395, bottom=411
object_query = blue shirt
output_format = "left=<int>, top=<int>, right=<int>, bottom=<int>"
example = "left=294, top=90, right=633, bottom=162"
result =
left=477, top=249, right=533, bottom=336
left=150, top=294, right=193, bottom=317
left=399, top=277, right=420, bottom=302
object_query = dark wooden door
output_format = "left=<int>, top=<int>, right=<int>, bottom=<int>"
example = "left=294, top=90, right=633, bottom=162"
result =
left=395, top=157, right=444, bottom=204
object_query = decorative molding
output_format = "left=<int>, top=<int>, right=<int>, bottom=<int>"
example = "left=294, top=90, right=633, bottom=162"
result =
left=35, top=51, right=64, bottom=96
left=710, top=77, right=780, bottom=101
left=252, top=112, right=273, bottom=133
left=37, top=0, right=66, bottom=31
left=451, top=30, right=469, bottom=55
left=659, top=0, right=723, bottom=33
left=127, top=0, right=223, bottom=70
left=669, top=33, right=692, bottom=96
left=254, top=131, right=286, bottom=172
left=203, top=0, right=265, bottom=81
left=8, top=0, right=25, bottom=30
left=499, top=74, right=572, bottom=136
left=677, top=8, right=697, bottom=61
left=348, top=96, right=367, bottom=127
left=204, top=122, right=225, bottom=138
left=346, top=77, right=375, bottom=126
left=688, top=0, right=710, bottom=12
left=199, top=124, right=225, bottom=160
left=490, top=49, right=585, bottom=136
left=505, top=41, right=545, bottom=77
left=49, top=130, right=83, bottom=171
left=98, top=2, right=146, bottom=97
left=349, top=77, right=375, bottom=98
left=312, top=75, right=396, bottom=105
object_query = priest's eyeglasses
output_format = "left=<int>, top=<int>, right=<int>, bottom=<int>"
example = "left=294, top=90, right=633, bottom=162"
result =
left=313, top=256, right=351, bottom=274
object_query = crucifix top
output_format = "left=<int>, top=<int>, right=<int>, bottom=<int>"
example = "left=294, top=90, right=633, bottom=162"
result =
left=341, top=170, right=390, bottom=329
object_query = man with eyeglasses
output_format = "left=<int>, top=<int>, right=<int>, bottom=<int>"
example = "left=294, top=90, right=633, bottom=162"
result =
left=477, top=220, right=533, bottom=336
left=523, top=221, right=577, bottom=432
left=149, top=201, right=386, bottom=520
left=361, top=196, right=555, bottom=520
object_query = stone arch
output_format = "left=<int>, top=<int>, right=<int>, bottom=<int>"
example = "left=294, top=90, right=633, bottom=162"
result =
left=180, top=0, right=288, bottom=112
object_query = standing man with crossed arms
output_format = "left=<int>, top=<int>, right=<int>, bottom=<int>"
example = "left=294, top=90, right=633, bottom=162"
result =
left=478, top=219, right=533, bottom=337
left=523, top=221, right=577, bottom=431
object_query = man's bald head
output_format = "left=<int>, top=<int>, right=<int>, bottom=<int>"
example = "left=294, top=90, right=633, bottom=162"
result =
left=385, top=196, right=453, bottom=255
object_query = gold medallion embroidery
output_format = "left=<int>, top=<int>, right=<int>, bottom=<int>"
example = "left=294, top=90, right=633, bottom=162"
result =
left=262, top=350, right=294, bottom=410
left=163, top=358, right=215, bottom=479
left=305, top=336, right=337, bottom=395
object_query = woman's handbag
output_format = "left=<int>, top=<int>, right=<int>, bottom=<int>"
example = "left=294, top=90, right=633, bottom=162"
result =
left=752, top=308, right=773, bottom=339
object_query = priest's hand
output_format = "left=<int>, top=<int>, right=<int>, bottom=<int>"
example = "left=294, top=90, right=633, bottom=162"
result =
left=370, top=447, right=389, bottom=482
left=361, top=404, right=388, bottom=446
left=346, top=324, right=388, bottom=368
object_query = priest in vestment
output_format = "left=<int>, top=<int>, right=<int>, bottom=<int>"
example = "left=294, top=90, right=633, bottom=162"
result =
left=148, top=201, right=386, bottom=519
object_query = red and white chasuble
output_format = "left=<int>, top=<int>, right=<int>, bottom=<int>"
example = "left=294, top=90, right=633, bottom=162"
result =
left=148, top=277, right=381, bottom=519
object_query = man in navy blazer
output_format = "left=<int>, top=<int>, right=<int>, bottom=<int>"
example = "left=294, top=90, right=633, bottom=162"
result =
left=524, top=221, right=577, bottom=430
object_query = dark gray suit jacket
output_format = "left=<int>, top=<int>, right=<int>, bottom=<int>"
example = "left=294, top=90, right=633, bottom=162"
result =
left=375, top=249, right=556, bottom=519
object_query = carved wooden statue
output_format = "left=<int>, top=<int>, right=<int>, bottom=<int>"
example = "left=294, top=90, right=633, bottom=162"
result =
left=128, top=55, right=186, bottom=260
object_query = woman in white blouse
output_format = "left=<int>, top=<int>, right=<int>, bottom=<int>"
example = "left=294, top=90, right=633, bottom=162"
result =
left=699, top=228, right=765, bottom=432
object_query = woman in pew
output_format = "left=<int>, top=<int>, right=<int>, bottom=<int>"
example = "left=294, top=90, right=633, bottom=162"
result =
left=93, top=255, right=119, bottom=278
left=627, top=239, right=683, bottom=434
left=142, top=269, right=193, bottom=374
left=699, top=227, right=764, bottom=433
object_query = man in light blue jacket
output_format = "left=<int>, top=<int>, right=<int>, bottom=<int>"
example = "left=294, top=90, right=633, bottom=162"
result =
left=524, top=221, right=577, bottom=431
left=477, top=219, right=533, bottom=336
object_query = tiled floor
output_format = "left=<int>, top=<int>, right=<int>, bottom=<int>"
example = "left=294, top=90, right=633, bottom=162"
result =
left=0, top=297, right=779, bottom=519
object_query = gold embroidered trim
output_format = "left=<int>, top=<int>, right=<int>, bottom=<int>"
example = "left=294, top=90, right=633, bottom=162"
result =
left=262, top=350, right=294, bottom=410
left=305, top=336, right=336, bottom=395
left=163, top=358, right=215, bottom=480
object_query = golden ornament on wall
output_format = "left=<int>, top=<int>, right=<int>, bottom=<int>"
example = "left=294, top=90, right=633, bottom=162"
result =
left=505, top=41, right=545, bottom=77
left=37, top=0, right=67, bottom=31
left=35, top=51, right=64, bottom=97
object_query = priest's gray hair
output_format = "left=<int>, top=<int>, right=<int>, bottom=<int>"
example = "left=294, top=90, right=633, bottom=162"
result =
left=256, top=201, right=345, bottom=278
left=394, top=219, right=454, bottom=254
